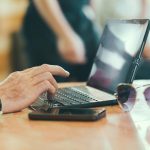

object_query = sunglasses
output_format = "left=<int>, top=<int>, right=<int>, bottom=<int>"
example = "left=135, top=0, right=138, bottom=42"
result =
left=115, top=83, right=150, bottom=112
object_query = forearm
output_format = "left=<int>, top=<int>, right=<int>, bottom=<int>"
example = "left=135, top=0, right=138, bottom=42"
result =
left=33, top=0, right=74, bottom=39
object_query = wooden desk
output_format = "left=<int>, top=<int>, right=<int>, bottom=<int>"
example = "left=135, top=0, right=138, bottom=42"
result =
left=0, top=82, right=150, bottom=150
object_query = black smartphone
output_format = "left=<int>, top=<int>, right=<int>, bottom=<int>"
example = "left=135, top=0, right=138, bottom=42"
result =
left=28, top=108, right=106, bottom=121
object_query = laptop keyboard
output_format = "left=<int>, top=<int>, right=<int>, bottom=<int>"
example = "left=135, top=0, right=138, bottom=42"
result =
left=30, top=86, right=117, bottom=112
left=48, top=87, right=99, bottom=107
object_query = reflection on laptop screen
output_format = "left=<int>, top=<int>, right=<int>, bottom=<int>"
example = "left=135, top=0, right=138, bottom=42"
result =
left=87, top=20, right=149, bottom=94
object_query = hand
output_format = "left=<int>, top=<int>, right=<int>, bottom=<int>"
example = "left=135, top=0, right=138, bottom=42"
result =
left=57, top=33, right=86, bottom=64
left=0, top=64, right=69, bottom=113
left=143, top=46, right=150, bottom=58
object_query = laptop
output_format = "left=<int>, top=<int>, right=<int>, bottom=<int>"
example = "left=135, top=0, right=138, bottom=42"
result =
left=30, top=19, right=150, bottom=112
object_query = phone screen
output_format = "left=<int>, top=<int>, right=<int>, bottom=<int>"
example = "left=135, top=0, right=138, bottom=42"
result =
left=47, top=108, right=104, bottom=116
left=28, top=108, right=106, bottom=121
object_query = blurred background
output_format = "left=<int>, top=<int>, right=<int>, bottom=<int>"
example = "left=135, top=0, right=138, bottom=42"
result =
left=0, top=0, right=28, bottom=80
left=0, top=0, right=150, bottom=81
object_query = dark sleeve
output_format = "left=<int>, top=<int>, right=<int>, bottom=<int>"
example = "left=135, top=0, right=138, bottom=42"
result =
left=135, top=59, right=150, bottom=79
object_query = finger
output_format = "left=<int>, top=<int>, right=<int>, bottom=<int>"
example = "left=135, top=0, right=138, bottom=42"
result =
left=34, top=80, right=56, bottom=96
left=22, top=67, right=34, bottom=73
left=32, top=72, right=58, bottom=89
left=28, top=64, right=70, bottom=77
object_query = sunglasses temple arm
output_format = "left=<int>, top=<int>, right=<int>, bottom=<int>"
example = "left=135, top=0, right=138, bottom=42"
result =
left=136, top=84, right=150, bottom=89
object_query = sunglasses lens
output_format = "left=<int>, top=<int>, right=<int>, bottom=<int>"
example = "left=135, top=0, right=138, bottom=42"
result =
left=144, top=87, right=150, bottom=107
left=117, top=84, right=136, bottom=111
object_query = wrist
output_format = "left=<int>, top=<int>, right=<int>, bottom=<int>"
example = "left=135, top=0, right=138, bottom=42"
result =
left=57, top=29, right=76, bottom=41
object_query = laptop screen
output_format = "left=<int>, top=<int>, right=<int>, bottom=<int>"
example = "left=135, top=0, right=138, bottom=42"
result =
left=87, top=19, right=149, bottom=94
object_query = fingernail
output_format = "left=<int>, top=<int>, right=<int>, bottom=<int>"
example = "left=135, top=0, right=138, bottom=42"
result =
left=65, top=71, right=70, bottom=76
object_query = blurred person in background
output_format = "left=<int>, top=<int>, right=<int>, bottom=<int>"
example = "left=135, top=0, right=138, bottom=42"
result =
left=93, top=0, right=150, bottom=79
left=22, top=0, right=100, bottom=82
